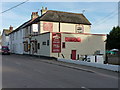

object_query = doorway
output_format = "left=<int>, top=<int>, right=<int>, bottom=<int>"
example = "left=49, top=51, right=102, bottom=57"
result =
left=71, top=50, right=76, bottom=60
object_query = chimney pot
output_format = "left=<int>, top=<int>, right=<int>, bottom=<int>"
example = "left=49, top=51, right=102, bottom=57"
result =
left=41, top=7, right=48, bottom=15
left=9, top=25, right=13, bottom=31
left=31, top=12, right=39, bottom=19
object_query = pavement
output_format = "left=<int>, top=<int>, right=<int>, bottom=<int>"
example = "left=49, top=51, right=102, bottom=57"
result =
left=2, top=54, right=120, bottom=88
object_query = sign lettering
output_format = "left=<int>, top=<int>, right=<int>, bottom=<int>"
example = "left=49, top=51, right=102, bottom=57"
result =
left=52, top=33, right=61, bottom=53
left=65, top=37, right=81, bottom=42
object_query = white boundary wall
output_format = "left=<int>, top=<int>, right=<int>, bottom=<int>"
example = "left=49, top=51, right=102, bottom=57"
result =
left=58, top=58, right=120, bottom=72
left=0, top=54, right=2, bottom=89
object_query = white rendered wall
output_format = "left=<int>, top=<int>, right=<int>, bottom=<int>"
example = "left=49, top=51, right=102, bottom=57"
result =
left=50, top=33, right=106, bottom=60
left=30, top=33, right=50, bottom=56
left=40, top=21, right=91, bottom=34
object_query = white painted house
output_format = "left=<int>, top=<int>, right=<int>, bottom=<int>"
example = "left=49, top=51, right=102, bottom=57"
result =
left=8, top=28, right=24, bottom=54
left=1, top=26, right=13, bottom=49
left=8, top=12, right=39, bottom=54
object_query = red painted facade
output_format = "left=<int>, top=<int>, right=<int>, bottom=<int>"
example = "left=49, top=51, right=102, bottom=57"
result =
left=52, top=33, right=61, bottom=53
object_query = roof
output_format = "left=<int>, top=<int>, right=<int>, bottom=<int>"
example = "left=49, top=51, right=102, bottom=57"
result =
left=31, top=10, right=91, bottom=25
left=8, top=20, right=31, bottom=35
left=9, top=17, right=38, bottom=35
left=9, top=10, right=91, bottom=34
left=2, top=29, right=12, bottom=35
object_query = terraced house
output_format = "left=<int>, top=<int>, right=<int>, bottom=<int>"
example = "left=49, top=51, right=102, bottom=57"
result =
left=7, top=7, right=106, bottom=63
left=1, top=26, right=13, bottom=49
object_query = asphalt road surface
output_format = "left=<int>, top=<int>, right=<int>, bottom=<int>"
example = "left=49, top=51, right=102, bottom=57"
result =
left=2, top=54, right=119, bottom=88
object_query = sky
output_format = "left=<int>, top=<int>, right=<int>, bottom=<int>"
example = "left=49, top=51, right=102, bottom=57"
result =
left=0, top=1, right=119, bottom=34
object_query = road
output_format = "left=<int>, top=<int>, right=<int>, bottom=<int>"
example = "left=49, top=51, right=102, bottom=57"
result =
left=2, top=54, right=119, bottom=88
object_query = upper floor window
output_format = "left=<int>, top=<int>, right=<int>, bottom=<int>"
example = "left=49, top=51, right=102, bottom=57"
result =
left=20, top=30, right=22, bottom=37
left=32, top=24, right=38, bottom=33
left=13, top=33, right=14, bottom=40
left=25, top=27, right=28, bottom=37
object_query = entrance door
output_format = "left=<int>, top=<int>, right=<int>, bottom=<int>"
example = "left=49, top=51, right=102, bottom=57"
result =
left=71, top=50, right=76, bottom=60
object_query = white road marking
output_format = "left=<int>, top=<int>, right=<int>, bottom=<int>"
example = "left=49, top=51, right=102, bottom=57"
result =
left=81, top=86, right=91, bottom=90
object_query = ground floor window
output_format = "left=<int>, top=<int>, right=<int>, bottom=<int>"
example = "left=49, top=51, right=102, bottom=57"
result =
left=23, top=42, right=28, bottom=52
left=38, top=43, right=40, bottom=49
left=47, top=40, right=49, bottom=46
left=28, top=44, right=31, bottom=51
left=42, top=41, right=46, bottom=45
left=62, top=42, right=65, bottom=48
left=31, top=40, right=38, bottom=53
left=35, top=40, right=37, bottom=53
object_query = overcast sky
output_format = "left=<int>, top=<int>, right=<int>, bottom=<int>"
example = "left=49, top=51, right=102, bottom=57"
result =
left=0, top=1, right=119, bottom=34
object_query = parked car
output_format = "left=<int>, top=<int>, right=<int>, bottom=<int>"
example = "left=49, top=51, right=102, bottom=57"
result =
left=1, top=46, right=10, bottom=55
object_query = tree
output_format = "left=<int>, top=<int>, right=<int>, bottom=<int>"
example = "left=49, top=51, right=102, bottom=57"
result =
left=106, top=26, right=120, bottom=50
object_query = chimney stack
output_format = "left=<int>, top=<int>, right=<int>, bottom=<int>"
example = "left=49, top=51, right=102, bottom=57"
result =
left=41, top=7, right=48, bottom=15
left=9, top=25, right=13, bottom=31
left=31, top=12, right=39, bottom=19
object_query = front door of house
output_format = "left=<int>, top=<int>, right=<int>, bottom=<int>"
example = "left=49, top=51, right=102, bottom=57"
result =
left=71, top=50, right=76, bottom=60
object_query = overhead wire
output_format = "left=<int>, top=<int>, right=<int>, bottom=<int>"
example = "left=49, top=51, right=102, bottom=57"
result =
left=92, top=8, right=118, bottom=32
left=94, top=11, right=118, bottom=26
left=92, top=7, right=118, bottom=25
left=0, top=0, right=29, bottom=14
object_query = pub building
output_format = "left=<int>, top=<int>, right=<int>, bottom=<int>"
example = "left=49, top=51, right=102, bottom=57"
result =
left=9, top=7, right=106, bottom=63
